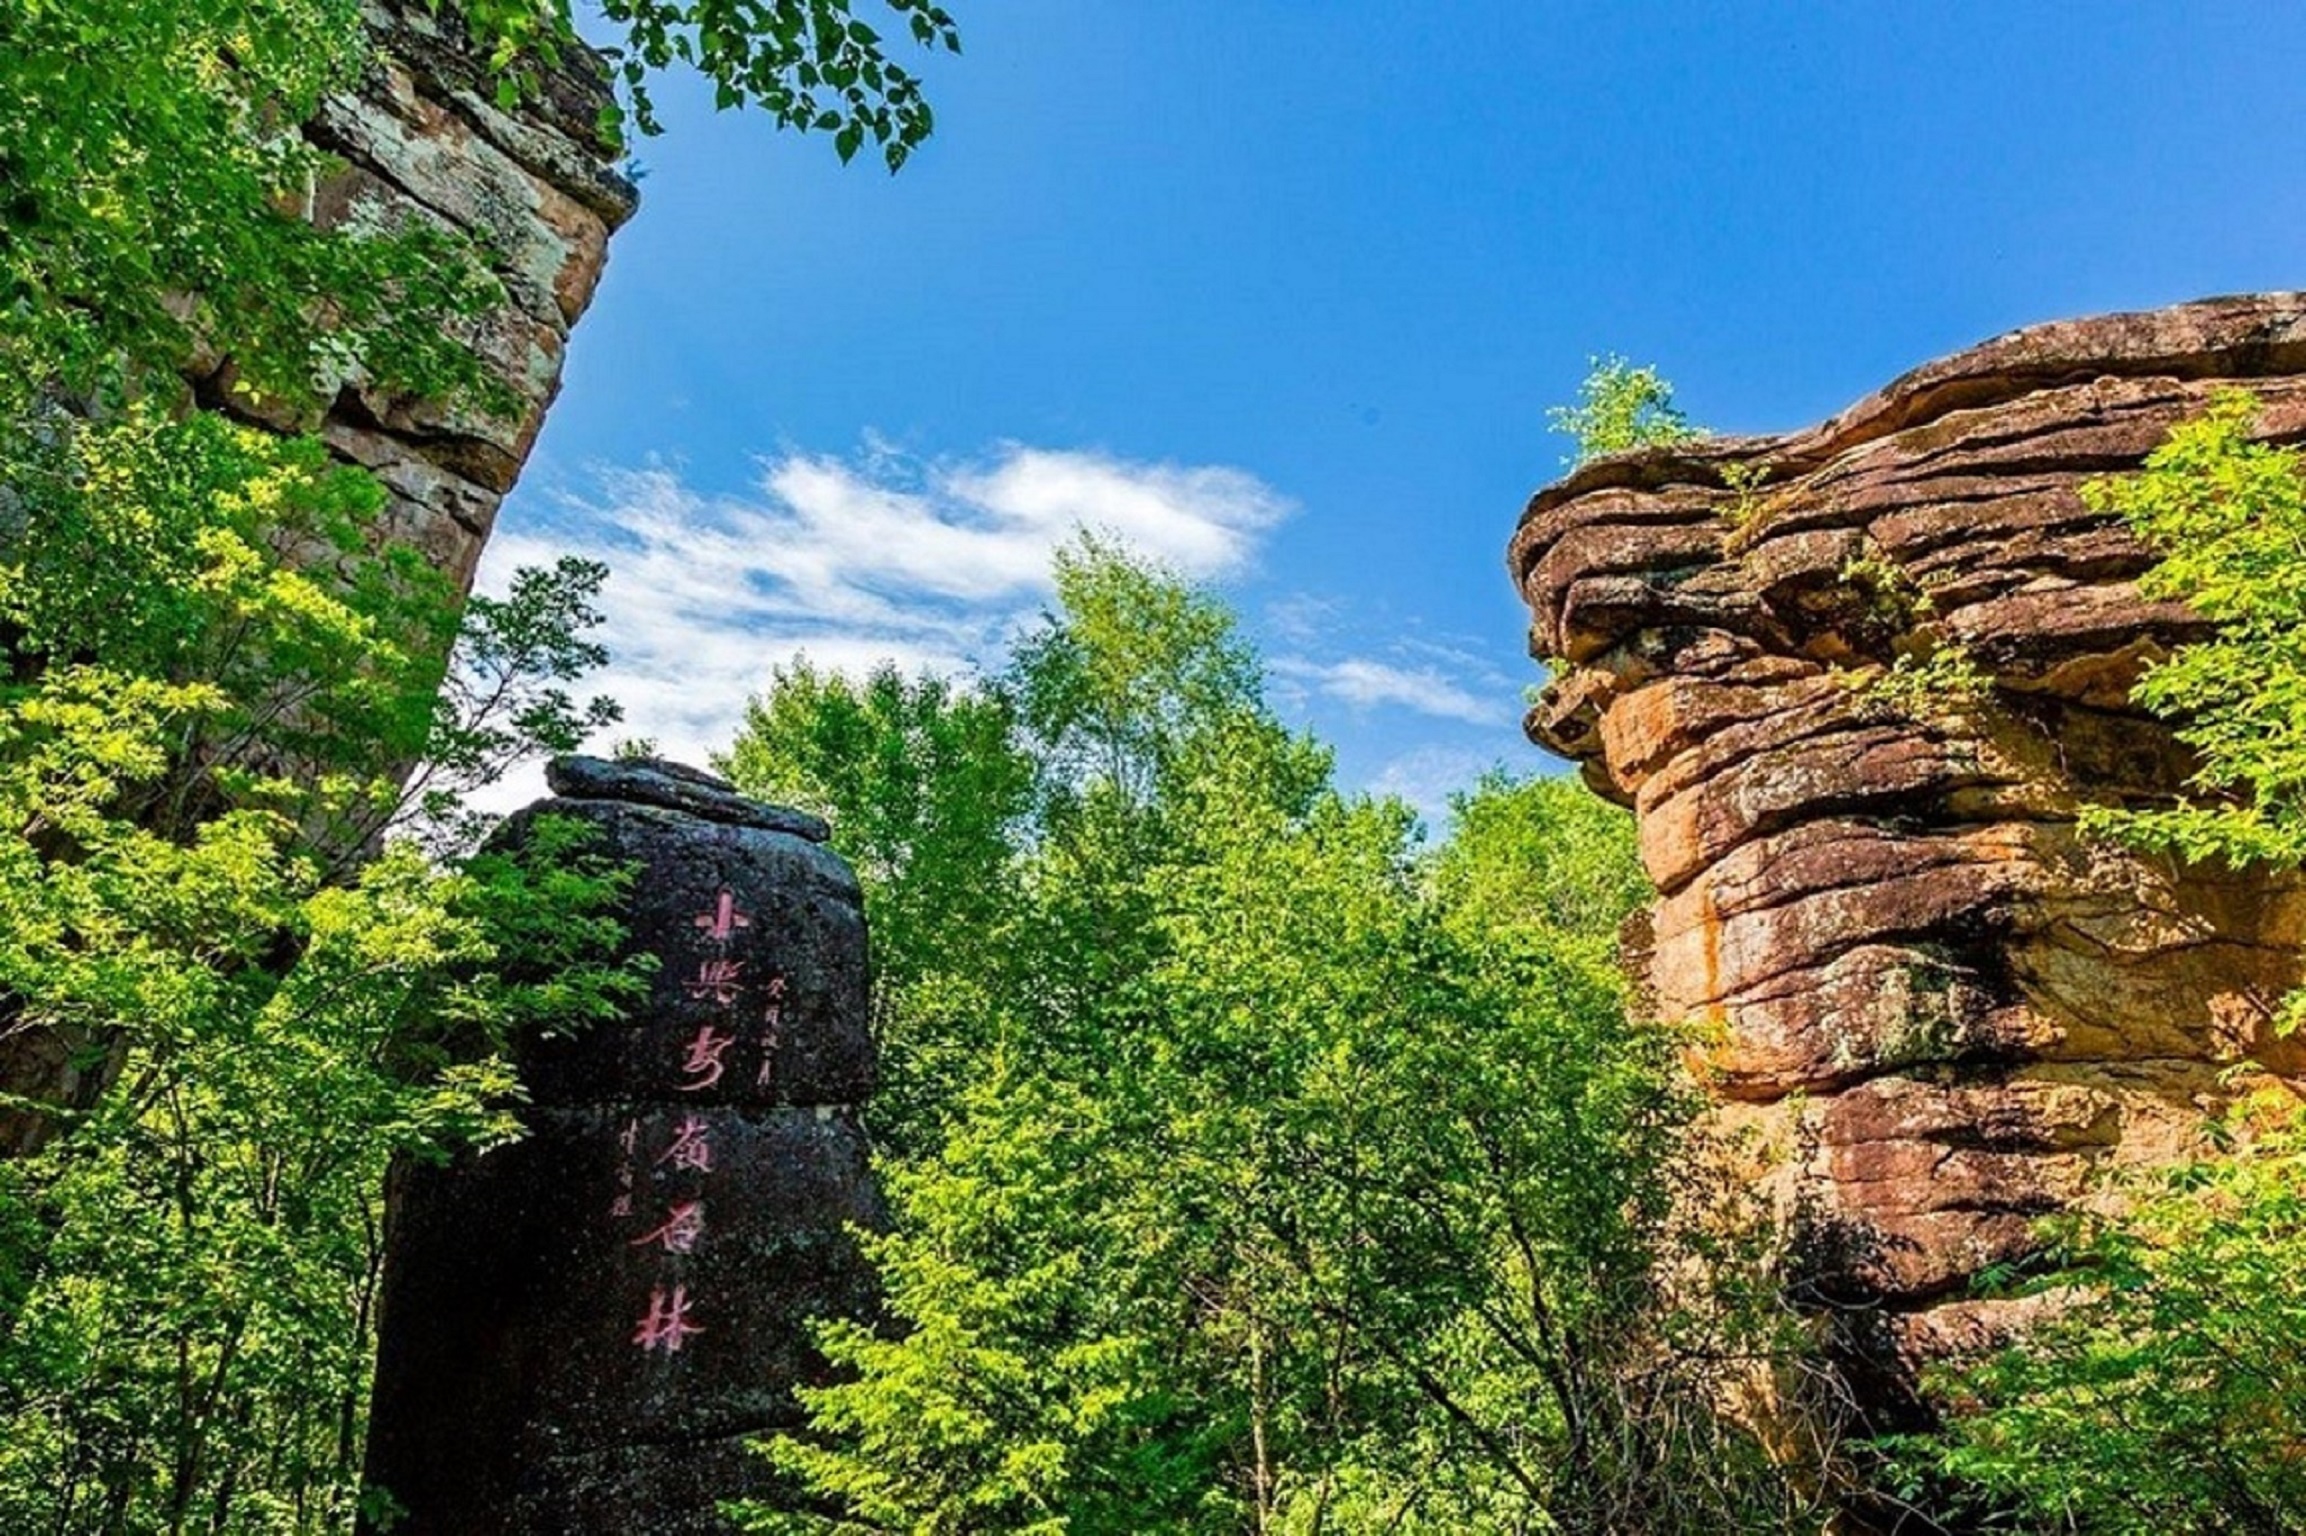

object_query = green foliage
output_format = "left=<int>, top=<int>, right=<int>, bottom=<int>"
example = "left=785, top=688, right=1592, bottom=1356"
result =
left=1009, top=535, right=1269, bottom=813
left=2, top=409, right=454, bottom=837
left=0, top=0, right=977, bottom=1526
left=0, top=10, right=665, bottom=1526
left=0, top=811, right=644, bottom=1533
left=1718, top=457, right=1774, bottom=531
left=1890, top=1097, right=2306, bottom=1534
left=411, top=555, right=628, bottom=852
left=0, top=0, right=509, bottom=426
left=719, top=660, right=1033, bottom=1149
left=1, top=0, right=957, bottom=439
left=1847, top=645, right=1992, bottom=724
left=567, top=0, right=963, bottom=168
left=1546, top=354, right=1702, bottom=467
left=1431, top=766, right=1653, bottom=966
left=0, top=402, right=643, bottom=1525
left=732, top=542, right=1822, bottom=1534
left=2077, top=390, right=2306, bottom=882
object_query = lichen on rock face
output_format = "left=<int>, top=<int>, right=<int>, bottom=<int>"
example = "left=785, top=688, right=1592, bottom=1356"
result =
left=221, top=0, right=639, bottom=596
left=1510, top=292, right=2306, bottom=1423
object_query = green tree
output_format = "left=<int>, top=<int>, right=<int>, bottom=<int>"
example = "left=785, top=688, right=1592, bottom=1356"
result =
left=719, top=660, right=1033, bottom=1150
left=0, top=401, right=646, bottom=1528
left=1546, top=354, right=1701, bottom=466
left=555, top=0, right=962, bottom=165
left=1892, top=1096, right=2306, bottom=1534
left=0, top=530, right=647, bottom=1530
left=735, top=544, right=1818, bottom=1533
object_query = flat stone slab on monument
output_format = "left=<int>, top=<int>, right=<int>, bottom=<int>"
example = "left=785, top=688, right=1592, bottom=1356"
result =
left=547, top=754, right=833, bottom=841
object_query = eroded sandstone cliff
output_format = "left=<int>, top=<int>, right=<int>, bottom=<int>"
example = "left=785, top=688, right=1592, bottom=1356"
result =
left=1512, top=293, right=2306, bottom=1420
left=209, top=0, right=638, bottom=594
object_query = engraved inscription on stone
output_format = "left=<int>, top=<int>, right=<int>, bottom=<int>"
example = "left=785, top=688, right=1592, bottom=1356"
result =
left=360, top=757, right=882, bottom=1535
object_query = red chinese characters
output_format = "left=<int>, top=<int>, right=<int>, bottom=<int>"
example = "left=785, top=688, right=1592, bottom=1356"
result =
left=630, top=1199, right=706, bottom=1255
left=683, top=957, right=746, bottom=1005
left=655, top=1113, right=713, bottom=1173
left=693, top=888, right=752, bottom=942
left=632, top=1284, right=704, bottom=1354
left=677, top=1025, right=734, bottom=1092
left=616, top=887, right=780, bottom=1355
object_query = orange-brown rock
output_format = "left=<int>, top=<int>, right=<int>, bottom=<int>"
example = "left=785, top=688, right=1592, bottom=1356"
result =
left=1511, top=293, right=2306, bottom=1423
left=216, top=0, right=639, bottom=595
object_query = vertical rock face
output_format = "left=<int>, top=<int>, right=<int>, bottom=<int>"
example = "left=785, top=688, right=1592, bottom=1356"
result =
left=213, top=0, right=639, bottom=595
left=0, top=6, right=635, bottom=1158
left=1510, top=294, right=2306, bottom=1420
left=361, top=758, right=883, bottom=1535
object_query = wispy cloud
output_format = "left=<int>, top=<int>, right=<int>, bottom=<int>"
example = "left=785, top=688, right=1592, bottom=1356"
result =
left=1262, top=591, right=1341, bottom=647
left=1368, top=745, right=1506, bottom=829
left=474, top=442, right=1295, bottom=772
left=1270, top=655, right=1509, bottom=727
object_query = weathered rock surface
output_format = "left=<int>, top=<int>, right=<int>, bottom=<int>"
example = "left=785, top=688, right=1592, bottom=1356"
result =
left=213, top=0, right=638, bottom=594
left=0, top=4, right=634, bottom=1159
left=1511, top=292, right=2306, bottom=1423
left=361, top=760, right=882, bottom=1535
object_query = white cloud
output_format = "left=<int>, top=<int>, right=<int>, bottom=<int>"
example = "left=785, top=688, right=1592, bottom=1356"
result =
left=471, top=441, right=1294, bottom=782
left=1367, top=745, right=1504, bottom=830
left=1262, top=591, right=1340, bottom=647
left=1270, top=655, right=1508, bottom=727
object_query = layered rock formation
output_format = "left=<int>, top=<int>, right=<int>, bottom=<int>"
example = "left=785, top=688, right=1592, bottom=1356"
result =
left=362, top=758, right=883, bottom=1534
left=0, top=6, right=635, bottom=1156
left=278, top=0, right=639, bottom=594
left=1512, top=293, right=2306, bottom=1419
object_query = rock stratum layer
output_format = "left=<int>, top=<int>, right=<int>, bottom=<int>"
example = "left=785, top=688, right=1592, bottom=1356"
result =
left=1512, top=293, right=2306, bottom=1420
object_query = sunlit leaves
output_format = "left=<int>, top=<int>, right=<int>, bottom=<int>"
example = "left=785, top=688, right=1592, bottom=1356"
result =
left=0, top=0, right=508, bottom=426
left=1545, top=354, right=1702, bottom=467
left=577, top=0, right=959, bottom=169
left=2078, top=390, right=2306, bottom=882
left=1897, top=1099, right=2306, bottom=1533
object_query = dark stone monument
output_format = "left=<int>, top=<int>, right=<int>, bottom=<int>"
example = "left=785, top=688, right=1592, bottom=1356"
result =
left=360, top=757, right=881, bottom=1534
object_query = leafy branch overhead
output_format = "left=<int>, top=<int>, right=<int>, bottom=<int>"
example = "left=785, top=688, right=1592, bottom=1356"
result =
left=465, top=0, right=964, bottom=167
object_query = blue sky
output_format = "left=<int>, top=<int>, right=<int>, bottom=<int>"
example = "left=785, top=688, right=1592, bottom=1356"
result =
left=484, top=1, right=2306, bottom=822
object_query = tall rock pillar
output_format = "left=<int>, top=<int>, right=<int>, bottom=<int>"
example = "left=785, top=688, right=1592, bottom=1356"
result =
left=0, top=3, right=637, bottom=1157
left=361, top=758, right=883, bottom=1533
left=1510, top=294, right=2306, bottom=1423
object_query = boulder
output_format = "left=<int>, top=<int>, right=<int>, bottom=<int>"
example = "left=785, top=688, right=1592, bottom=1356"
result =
left=360, top=760, right=882, bottom=1534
